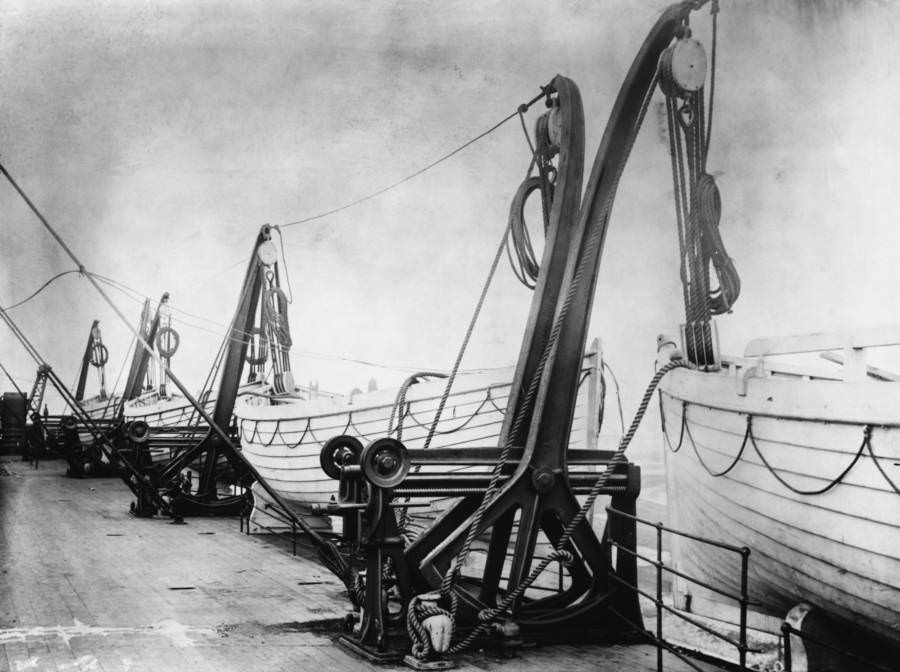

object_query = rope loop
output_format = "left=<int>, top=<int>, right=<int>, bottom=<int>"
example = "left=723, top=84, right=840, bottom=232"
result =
left=866, top=429, right=900, bottom=495
left=547, top=548, right=574, bottom=567
left=506, top=176, right=550, bottom=288
left=407, top=592, right=456, bottom=660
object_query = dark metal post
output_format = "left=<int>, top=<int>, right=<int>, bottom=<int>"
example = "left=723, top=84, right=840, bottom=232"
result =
left=656, top=521, right=664, bottom=672
left=739, top=547, right=750, bottom=670
left=781, top=622, right=792, bottom=672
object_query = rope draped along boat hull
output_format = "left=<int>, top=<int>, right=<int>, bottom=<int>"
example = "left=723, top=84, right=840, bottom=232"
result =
left=658, top=340, right=900, bottom=644
left=234, top=356, right=602, bottom=533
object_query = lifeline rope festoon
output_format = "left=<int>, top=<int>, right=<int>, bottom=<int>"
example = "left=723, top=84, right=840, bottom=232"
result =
left=660, top=397, right=900, bottom=496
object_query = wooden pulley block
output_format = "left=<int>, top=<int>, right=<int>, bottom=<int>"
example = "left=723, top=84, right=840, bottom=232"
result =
left=257, top=239, right=279, bottom=266
left=547, top=102, right=563, bottom=148
left=274, top=369, right=295, bottom=395
left=659, top=37, right=706, bottom=95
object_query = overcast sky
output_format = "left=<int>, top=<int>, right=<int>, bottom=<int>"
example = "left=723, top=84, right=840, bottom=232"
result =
left=1, top=0, right=898, bottom=427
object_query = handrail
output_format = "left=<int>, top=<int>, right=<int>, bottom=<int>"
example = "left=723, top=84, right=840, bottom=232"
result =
left=606, top=506, right=751, bottom=672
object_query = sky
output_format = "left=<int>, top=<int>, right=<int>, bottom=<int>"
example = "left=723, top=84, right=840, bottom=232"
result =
left=1, top=0, right=899, bottom=443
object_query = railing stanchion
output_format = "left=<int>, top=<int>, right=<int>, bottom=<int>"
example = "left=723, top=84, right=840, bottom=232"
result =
left=657, top=520, right=664, bottom=672
left=781, top=622, right=792, bottom=672
left=606, top=506, right=753, bottom=672
left=739, top=546, right=750, bottom=670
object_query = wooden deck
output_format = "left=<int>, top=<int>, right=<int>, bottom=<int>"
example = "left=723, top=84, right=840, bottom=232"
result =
left=0, top=457, right=721, bottom=672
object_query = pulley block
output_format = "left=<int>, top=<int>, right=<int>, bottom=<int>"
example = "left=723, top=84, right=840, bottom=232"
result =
left=257, top=239, right=279, bottom=266
left=273, top=370, right=295, bottom=395
left=659, top=37, right=707, bottom=96
left=360, top=438, right=410, bottom=489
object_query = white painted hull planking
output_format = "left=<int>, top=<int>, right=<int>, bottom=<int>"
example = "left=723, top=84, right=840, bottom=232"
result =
left=235, top=361, right=601, bottom=535
left=121, top=383, right=291, bottom=427
left=123, top=392, right=213, bottom=427
left=77, top=395, right=120, bottom=445
left=81, top=395, right=119, bottom=421
left=659, top=346, right=900, bottom=643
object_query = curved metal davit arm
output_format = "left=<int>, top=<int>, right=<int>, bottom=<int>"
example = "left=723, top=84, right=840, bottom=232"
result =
left=410, top=0, right=697, bottom=608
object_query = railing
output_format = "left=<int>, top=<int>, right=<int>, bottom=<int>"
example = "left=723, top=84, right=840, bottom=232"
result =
left=606, top=506, right=751, bottom=671
left=238, top=486, right=301, bottom=557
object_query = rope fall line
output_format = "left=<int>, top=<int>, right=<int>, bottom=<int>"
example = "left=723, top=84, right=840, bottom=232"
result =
left=280, top=87, right=551, bottom=229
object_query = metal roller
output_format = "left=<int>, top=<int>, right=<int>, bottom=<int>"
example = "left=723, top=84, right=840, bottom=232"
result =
left=320, top=435, right=364, bottom=480
left=360, top=438, right=410, bottom=489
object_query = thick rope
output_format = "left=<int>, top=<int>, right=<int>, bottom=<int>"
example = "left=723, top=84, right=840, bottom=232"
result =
left=659, top=397, right=688, bottom=453
left=705, top=0, right=719, bottom=159
left=749, top=425, right=871, bottom=496
left=422, top=227, right=510, bottom=452
left=682, top=412, right=750, bottom=477
left=447, top=359, right=689, bottom=654
left=406, top=592, right=458, bottom=660
left=867, top=433, right=900, bottom=495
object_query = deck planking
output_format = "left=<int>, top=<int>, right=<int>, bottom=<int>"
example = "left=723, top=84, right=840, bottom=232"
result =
left=0, top=457, right=719, bottom=672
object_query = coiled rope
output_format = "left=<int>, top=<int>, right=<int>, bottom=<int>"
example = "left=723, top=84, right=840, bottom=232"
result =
left=406, top=591, right=458, bottom=660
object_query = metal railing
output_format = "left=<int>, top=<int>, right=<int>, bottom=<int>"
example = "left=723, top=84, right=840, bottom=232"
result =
left=238, top=488, right=301, bottom=557
left=606, top=506, right=751, bottom=671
